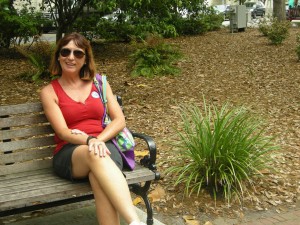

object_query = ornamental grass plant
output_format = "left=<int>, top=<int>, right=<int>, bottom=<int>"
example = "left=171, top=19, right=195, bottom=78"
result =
left=166, top=101, right=279, bottom=204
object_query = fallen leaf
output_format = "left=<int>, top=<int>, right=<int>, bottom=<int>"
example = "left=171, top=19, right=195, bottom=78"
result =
left=148, top=185, right=166, bottom=202
left=204, top=222, right=213, bottom=225
left=134, top=150, right=149, bottom=157
left=133, top=197, right=142, bottom=205
left=183, top=215, right=200, bottom=225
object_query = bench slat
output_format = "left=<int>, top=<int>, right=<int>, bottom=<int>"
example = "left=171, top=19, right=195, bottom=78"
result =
left=0, top=114, right=48, bottom=129
left=0, top=176, right=67, bottom=195
left=0, top=159, right=52, bottom=176
left=0, top=125, right=53, bottom=140
left=124, top=167, right=156, bottom=184
left=0, top=102, right=43, bottom=116
left=0, top=136, right=54, bottom=153
left=1, top=184, right=92, bottom=211
left=0, top=172, right=57, bottom=189
left=0, top=147, right=53, bottom=165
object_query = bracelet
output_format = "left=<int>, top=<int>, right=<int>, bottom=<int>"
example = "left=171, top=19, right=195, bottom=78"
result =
left=86, top=136, right=97, bottom=145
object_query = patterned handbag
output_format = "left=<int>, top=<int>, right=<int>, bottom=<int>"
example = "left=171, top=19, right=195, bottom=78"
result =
left=94, top=74, right=135, bottom=170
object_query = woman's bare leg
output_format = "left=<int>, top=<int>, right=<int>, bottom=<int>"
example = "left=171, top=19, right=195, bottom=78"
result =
left=71, top=145, right=140, bottom=224
left=89, top=172, right=119, bottom=225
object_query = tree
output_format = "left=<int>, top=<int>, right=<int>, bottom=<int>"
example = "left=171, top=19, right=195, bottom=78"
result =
left=42, top=0, right=93, bottom=41
left=273, top=0, right=286, bottom=21
left=0, top=0, right=46, bottom=48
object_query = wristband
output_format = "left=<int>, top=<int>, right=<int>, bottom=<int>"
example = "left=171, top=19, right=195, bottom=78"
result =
left=86, top=136, right=96, bottom=145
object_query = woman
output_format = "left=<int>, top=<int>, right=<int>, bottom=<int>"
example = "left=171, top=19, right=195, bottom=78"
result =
left=40, top=32, right=145, bottom=225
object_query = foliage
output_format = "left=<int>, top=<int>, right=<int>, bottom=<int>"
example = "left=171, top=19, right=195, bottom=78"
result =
left=16, top=41, right=55, bottom=81
left=0, top=0, right=48, bottom=48
left=42, top=0, right=94, bottom=41
left=73, top=13, right=104, bottom=41
left=296, top=34, right=300, bottom=61
left=258, top=17, right=272, bottom=36
left=171, top=6, right=223, bottom=35
left=260, top=17, right=290, bottom=45
left=10, top=0, right=223, bottom=42
left=166, top=101, right=279, bottom=204
left=128, top=34, right=182, bottom=78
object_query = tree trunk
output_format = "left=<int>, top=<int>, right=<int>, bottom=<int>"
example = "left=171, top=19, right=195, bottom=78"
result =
left=273, top=0, right=286, bottom=21
left=56, top=27, right=64, bottom=42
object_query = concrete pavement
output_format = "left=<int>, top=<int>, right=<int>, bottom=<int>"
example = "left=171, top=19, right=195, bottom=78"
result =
left=1, top=200, right=299, bottom=225
left=0, top=201, right=165, bottom=225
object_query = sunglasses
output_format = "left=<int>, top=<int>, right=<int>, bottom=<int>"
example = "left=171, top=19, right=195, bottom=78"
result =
left=60, top=48, right=85, bottom=59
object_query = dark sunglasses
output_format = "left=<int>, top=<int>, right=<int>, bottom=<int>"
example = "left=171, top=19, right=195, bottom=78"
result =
left=60, top=48, right=85, bottom=59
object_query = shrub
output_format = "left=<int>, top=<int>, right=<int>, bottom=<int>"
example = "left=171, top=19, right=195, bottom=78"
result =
left=296, top=34, right=300, bottom=61
left=265, top=18, right=290, bottom=45
left=0, top=0, right=46, bottom=48
left=258, top=17, right=272, bottom=36
left=16, top=40, right=54, bottom=81
left=166, top=101, right=279, bottom=204
left=128, top=34, right=182, bottom=78
left=171, top=12, right=223, bottom=36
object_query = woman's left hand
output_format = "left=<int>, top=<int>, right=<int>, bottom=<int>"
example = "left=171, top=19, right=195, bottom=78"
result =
left=88, top=139, right=111, bottom=157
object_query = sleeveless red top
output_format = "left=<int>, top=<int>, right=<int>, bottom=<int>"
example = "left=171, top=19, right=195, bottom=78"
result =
left=51, top=79, right=105, bottom=154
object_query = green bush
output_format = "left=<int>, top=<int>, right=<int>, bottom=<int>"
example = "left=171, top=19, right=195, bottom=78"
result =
left=258, top=17, right=272, bottom=36
left=296, top=34, right=300, bottom=61
left=0, top=0, right=46, bottom=48
left=16, top=40, right=54, bottom=81
left=171, top=12, right=223, bottom=36
left=128, top=34, right=182, bottom=78
left=166, top=101, right=279, bottom=204
left=264, top=18, right=290, bottom=45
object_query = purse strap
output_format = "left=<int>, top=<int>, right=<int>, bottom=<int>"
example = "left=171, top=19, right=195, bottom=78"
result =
left=100, top=75, right=109, bottom=115
left=94, top=74, right=110, bottom=124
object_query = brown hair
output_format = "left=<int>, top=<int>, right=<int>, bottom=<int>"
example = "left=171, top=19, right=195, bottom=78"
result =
left=49, top=32, right=96, bottom=80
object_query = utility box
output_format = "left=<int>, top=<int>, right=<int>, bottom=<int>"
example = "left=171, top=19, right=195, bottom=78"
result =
left=229, top=5, right=247, bottom=32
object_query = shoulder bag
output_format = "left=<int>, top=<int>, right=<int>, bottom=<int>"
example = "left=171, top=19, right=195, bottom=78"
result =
left=94, top=74, right=135, bottom=170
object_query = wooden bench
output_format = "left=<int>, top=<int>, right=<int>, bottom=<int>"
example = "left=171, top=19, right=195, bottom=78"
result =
left=0, top=101, right=160, bottom=225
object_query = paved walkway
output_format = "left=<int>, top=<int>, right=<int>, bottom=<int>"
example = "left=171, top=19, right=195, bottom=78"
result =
left=211, top=207, right=300, bottom=225
left=153, top=203, right=300, bottom=225
left=0, top=201, right=165, bottom=225
left=1, top=200, right=299, bottom=225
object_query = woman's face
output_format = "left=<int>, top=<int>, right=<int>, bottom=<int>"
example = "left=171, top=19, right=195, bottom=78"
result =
left=58, top=40, right=86, bottom=75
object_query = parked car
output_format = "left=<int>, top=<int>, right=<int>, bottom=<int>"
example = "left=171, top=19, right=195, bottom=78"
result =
left=245, top=1, right=265, bottom=18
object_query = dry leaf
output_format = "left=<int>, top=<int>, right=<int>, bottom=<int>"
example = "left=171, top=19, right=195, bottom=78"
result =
left=134, top=150, right=149, bottom=157
left=204, top=222, right=213, bottom=225
left=183, top=215, right=200, bottom=225
left=148, top=185, right=166, bottom=202
left=133, top=197, right=142, bottom=205
left=136, top=84, right=150, bottom=88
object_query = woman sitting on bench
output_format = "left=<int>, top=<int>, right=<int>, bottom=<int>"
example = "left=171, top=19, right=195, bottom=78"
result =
left=40, top=32, right=145, bottom=225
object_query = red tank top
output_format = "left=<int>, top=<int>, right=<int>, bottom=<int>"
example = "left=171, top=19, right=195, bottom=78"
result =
left=51, top=79, right=105, bottom=154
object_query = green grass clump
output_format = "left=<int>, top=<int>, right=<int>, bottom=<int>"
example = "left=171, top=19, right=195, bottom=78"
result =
left=166, top=101, right=279, bottom=204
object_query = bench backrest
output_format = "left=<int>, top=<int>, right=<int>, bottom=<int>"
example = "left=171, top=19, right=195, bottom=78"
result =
left=0, top=102, right=55, bottom=176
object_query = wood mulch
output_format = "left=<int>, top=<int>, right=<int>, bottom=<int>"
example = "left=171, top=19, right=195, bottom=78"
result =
left=1, top=27, right=299, bottom=224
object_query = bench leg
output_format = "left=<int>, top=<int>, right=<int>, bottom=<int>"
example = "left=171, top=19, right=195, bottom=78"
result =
left=130, top=181, right=153, bottom=225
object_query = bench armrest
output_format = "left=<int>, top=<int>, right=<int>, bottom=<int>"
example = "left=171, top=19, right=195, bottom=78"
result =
left=132, top=132, right=157, bottom=172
